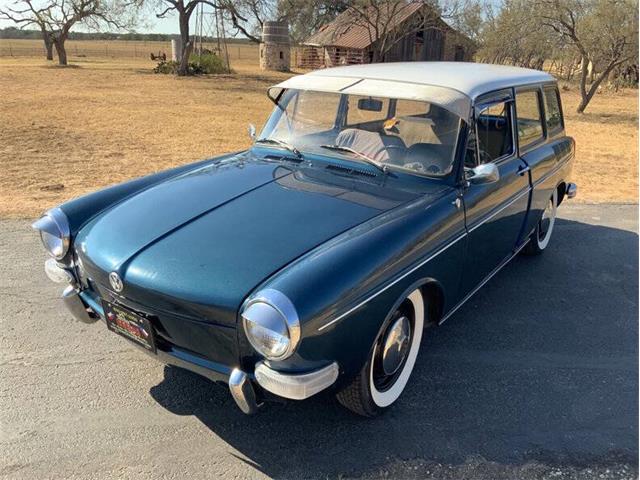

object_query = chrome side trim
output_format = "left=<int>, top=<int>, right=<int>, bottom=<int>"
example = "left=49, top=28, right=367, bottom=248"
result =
left=438, top=239, right=530, bottom=326
left=317, top=232, right=467, bottom=331
left=532, top=162, right=565, bottom=188
left=468, top=187, right=531, bottom=233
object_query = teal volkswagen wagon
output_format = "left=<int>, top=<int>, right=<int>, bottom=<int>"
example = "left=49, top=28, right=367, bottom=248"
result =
left=34, top=62, right=576, bottom=416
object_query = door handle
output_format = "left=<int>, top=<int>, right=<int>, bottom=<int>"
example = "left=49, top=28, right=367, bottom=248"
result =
left=518, top=165, right=530, bottom=176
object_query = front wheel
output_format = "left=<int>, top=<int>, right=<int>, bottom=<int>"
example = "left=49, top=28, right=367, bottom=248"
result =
left=523, top=189, right=558, bottom=256
left=336, top=289, right=424, bottom=417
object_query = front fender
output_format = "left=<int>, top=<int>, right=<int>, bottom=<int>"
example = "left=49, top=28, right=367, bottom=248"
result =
left=241, top=188, right=466, bottom=384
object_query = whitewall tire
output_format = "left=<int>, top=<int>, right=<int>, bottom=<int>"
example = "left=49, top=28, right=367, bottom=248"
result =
left=337, top=289, right=424, bottom=416
left=524, top=189, right=558, bottom=256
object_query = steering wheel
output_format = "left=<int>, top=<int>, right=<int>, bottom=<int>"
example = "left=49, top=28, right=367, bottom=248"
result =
left=383, top=145, right=406, bottom=165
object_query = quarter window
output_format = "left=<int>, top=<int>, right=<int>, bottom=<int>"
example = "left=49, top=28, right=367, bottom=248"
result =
left=475, top=101, right=514, bottom=164
left=543, top=87, right=563, bottom=132
left=516, top=90, right=544, bottom=149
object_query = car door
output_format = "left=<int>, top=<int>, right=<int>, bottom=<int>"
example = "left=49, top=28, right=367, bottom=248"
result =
left=459, top=89, right=531, bottom=297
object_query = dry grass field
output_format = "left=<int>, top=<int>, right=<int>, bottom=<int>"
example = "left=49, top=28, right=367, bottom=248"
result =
left=0, top=41, right=637, bottom=218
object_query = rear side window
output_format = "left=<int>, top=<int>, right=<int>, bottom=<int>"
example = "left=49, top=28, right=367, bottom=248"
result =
left=543, top=87, right=563, bottom=132
left=516, top=90, right=544, bottom=150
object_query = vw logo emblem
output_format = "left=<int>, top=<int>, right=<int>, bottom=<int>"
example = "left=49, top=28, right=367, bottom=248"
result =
left=109, top=272, right=123, bottom=292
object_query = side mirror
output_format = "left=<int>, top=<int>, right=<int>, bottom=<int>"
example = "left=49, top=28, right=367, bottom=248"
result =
left=467, top=163, right=500, bottom=185
left=248, top=123, right=256, bottom=140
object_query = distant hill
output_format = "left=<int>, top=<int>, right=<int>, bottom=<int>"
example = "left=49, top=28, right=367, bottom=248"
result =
left=0, top=27, right=253, bottom=44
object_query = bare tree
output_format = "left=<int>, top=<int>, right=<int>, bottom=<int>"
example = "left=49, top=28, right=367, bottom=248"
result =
left=0, top=0, right=141, bottom=65
left=221, top=0, right=274, bottom=43
left=0, top=2, right=55, bottom=59
left=533, top=0, right=638, bottom=112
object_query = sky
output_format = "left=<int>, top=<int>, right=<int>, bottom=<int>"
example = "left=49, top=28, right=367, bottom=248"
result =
left=0, top=0, right=206, bottom=35
left=0, top=1, right=503, bottom=36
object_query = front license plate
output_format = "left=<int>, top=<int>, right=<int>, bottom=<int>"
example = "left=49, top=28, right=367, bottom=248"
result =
left=102, top=300, right=156, bottom=353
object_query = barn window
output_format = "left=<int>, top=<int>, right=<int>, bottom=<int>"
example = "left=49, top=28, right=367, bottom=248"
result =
left=279, top=51, right=283, bottom=59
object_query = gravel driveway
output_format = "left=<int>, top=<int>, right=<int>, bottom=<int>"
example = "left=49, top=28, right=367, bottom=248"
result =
left=1, top=204, right=637, bottom=480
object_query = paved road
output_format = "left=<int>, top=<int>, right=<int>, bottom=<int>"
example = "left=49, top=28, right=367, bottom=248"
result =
left=1, top=204, right=637, bottom=480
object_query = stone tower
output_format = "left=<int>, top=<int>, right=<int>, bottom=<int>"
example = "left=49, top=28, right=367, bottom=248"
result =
left=259, top=21, right=290, bottom=72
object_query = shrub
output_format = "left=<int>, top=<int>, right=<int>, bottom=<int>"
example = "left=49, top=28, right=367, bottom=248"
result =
left=189, top=53, right=229, bottom=74
left=153, top=53, right=231, bottom=75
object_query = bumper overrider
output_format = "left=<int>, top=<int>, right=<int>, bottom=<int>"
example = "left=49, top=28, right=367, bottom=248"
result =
left=44, top=259, right=339, bottom=414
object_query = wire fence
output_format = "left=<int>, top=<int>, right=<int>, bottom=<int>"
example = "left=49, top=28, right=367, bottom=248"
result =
left=0, top=39, right=261, bottom=61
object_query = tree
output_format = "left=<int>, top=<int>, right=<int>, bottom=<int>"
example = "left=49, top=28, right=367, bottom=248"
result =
left=533, top=0, right=638, bottom=112
left=477, top=0, right=554, bottom=69
left=0, top=0, right=141, bottom=65
left=0, top=2, right=55, bottom=59
left=156, top=0, right=269, bottom=75
left=276, top=0, right=347, bottom=44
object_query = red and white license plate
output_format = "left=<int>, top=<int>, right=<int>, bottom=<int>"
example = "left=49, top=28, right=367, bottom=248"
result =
left=102, top=300, right=156, bottom=353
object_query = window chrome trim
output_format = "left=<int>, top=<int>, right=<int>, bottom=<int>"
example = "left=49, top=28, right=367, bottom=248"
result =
left=474, top=99, right=517, bottom=167
left=317, top=232, right=467, bottom=331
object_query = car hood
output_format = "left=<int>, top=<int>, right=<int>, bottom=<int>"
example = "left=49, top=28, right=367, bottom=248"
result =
left=75, top=152, right=441, bottom=326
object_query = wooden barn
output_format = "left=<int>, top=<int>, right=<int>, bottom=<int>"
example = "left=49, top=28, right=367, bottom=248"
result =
left=298, top=2, right=475, bottom=69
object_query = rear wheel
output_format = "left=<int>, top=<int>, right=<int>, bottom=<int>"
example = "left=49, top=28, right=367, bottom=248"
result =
left=524, top=189, right=558, bottom=256
left=336, top=289, right=424, bottom=417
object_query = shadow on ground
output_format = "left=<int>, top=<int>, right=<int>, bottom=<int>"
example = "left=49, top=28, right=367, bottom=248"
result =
left=150, top=217, right=638, bottom=479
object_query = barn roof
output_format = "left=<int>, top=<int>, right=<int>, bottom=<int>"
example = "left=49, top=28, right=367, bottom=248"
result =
left=303, top=2, right=428, bottom=50
left=269, top=62, right=556, bottom=119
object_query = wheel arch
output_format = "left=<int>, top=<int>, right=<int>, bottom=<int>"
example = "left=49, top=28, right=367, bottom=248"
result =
left=556, top=181, right=567, bottom=206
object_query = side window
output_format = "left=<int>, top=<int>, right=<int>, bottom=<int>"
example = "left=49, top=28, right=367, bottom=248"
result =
left=475, top=101, right=514, bottom=164
left=516, top=90, right=544, bottom=149
left=543, top=87, right=563, bottom=133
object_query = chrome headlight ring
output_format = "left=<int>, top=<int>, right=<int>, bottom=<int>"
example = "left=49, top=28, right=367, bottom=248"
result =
left=241, top=289, right=301, bottom=361
left=32, top=207, right=71, bottom=260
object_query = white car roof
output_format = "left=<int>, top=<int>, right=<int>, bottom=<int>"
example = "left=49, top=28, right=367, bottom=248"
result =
left=270, top=62, right=555, bottom=120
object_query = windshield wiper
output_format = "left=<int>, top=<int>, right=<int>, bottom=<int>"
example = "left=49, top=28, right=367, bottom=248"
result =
left=255, top=137, right=302, bottom=158
left=320, top=145, right=388, bottom=174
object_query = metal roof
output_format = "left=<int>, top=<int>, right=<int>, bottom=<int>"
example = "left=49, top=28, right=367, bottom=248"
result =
left=270, top=62, right=556, bottom=119
left=303, top=3, right=426, bottom=50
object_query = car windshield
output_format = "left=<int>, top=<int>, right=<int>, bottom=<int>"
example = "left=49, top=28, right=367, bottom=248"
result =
left=257, top=89, right=463, bottom=177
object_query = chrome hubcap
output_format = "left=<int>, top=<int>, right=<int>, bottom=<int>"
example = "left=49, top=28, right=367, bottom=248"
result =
left=381, top=316, right=411, bottom=376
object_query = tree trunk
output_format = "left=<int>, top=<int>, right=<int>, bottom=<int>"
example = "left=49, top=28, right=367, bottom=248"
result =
left=42, top=32, right=53, bottom=61
left=177, top=12, right=192, bottom=76
left=54, top=38, right=68, bottom=66
left=577, top=60, right=617, bottom=113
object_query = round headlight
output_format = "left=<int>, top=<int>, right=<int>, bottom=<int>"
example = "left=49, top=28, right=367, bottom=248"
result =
left=241, top=289, right=300, bottom=360
left=32, top=208, right=70, bottom=260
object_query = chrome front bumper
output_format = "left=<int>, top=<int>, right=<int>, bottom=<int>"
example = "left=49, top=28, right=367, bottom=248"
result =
left=49, top=261, right=339, bottom=415
left=566, top=182, right=577, bottom=199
